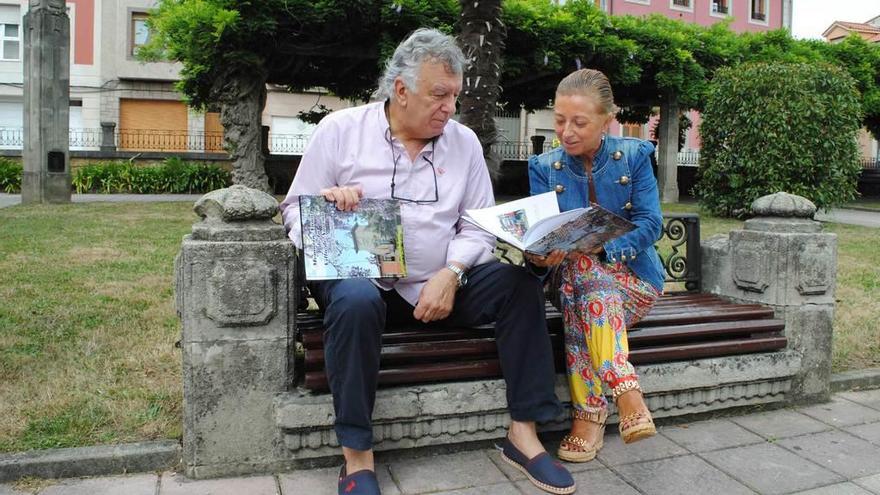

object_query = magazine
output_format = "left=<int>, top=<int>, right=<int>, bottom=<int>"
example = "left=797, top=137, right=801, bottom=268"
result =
left=463, top=191, right=634, bottom=255
left=299, top=196, right=406, bottom=280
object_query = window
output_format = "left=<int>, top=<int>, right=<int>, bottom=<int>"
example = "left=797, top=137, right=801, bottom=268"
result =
left=711, top=0, right=729, bottom=15
left=670, top=0, right=692, bottom=11
left=130, top=12, right=150, bottom=56
left=622, top=124, right=643, bottom=139
left=0, top=5, right=18, bottom=61
left=750, top=0, right=768, bottom=23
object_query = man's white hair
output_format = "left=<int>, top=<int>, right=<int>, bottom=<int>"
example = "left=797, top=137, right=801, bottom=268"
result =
left=375, top=28, right=466, bottom=100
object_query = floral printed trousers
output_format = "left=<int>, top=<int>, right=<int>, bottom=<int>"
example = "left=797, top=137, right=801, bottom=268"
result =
left=558, top=253, right=660, bottom=413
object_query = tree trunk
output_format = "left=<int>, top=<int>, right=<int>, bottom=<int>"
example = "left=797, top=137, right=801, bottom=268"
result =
left=211, top=65, right=270, bottom=192
left=456, top=0, right=506, bottom=180
left=657, top=94, right=680, bottom=203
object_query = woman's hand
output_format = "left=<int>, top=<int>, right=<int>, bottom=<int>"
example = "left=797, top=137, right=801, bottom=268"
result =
left=525, top=249, right=566, bottom=267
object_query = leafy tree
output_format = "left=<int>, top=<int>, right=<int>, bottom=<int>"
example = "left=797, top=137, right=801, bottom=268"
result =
left=142, top=0, right=457, bottom=191
left=696, top=63, right=862, bottom=217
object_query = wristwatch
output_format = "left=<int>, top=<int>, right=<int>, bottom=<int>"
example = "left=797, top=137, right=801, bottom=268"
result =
left=445, top=263, right=468, bottom=288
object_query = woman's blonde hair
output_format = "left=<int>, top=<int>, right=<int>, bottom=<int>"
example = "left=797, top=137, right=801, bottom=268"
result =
left=556, top=69, right=618, bottom=115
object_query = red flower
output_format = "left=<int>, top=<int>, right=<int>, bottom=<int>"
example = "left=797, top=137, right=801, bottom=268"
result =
left=566, top=354, right=576, bottom=369
left=603, top=370, right=616, bottom=383
left=577, top=255, right=593, bottom=272
left=588, top=301, right=604, bottom=317
left=610, top=315, right=623, bottom=332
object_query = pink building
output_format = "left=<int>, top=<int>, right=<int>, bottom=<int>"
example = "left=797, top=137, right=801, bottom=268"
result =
left=531, top=0, right=793, bottom=152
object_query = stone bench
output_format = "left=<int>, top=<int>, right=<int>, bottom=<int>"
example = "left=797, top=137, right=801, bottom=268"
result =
left=175, top=187, right=834, bottom=478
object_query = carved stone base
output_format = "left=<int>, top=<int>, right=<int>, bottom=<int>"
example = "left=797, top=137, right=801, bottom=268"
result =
left=274, top=351, right=800, bottom=461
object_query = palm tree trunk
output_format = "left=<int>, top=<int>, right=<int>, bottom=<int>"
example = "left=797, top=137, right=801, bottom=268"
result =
left=457, top=0, right=506, bottom=180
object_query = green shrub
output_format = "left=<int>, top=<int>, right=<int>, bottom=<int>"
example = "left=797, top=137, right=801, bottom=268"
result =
left=696, top=62, right=863, bottom=217
left=72, top=158, right=231, bottom=194
left=0, top=157, right=22, bottom=193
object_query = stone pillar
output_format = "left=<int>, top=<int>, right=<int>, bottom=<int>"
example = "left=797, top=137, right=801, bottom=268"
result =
left=99, top=122, right=116, bottom=152
left=701, top=192, right=837, bottom=403
left=175, top=185, right=296, bottom=478
left=21, top=0, right=71, bottom=204
left=657, top=94, right=680, bottom=204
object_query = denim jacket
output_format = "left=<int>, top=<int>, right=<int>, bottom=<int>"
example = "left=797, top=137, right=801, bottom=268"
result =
left=528, top=135, right=665, bottom=292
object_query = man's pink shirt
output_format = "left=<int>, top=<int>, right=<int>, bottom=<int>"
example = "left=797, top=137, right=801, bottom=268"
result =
left=279, top=101, right=497, bottom=305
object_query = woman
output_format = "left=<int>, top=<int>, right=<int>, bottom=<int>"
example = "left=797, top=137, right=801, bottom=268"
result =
left=526, top=69, right=666, bottom=463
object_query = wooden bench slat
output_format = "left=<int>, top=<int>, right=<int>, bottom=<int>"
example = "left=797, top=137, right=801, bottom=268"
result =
left=634, top=307, right=776, bottom=326
left=304, top=360, right=503, bottom=391
left=303, top=335, right=788, bottom=391
left=628, top=336, right=788, bottom=364
left=304, top=319, right=786, bottom=371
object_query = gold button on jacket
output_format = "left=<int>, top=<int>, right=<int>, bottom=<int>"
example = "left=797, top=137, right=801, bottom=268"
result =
left=555, top=184, right=565, bottom=193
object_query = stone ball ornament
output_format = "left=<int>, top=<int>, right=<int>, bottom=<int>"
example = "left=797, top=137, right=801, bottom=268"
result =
left=750, top=192, right=816, bottom=218
left=194, top=185, right=279, bottom=222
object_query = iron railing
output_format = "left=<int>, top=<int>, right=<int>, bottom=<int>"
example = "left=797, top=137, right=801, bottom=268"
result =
left=116, top=129, right=224, bottom=152
left=860, top=157, right=880, bottom=170
left=268, top=133, right=310, bottom=155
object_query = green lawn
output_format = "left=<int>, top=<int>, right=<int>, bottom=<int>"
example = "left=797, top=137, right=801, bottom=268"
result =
left=0, top=201, right=877, bottom=453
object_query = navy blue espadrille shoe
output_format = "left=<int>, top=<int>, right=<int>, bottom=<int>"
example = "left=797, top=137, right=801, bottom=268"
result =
left=338, top=465, right=381, bottom=495
left=500, top=439, right=576, bottom=494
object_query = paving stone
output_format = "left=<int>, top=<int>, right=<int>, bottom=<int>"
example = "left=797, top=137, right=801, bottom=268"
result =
left=159, top=472, right=278, bottom=495
left=430, top=483, right=521, bottom=495
left=731, top=409, right=832, bottom=440
left=596, top=432, right=688, bottom=466
left=388, top=450, right=506, bottom=494
left=660, top=419, right=764, bottom=452
left=845, top=422, right=880, bottom=446
left=700, top=443, right=843, bottom=495
left=779, top=431, right=880, bottom=478
left=840, top=389, right=880, bottom=411
left=790, top=482, right=874, bottom=495
left=797, top=398, right=880, bottom=427
left=613, top=454, right=752, bottom=495
left=516, top=465, right=640, bottom=495
left=39, top=474, right=157, bottom=495
left=854, top=473, right=880, bottom=494
left=278, top=465, right=400, bottom=495
left=0, top=485, right=28, bottom=495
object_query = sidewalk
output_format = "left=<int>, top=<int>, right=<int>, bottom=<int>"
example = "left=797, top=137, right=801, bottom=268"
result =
left=3, top=388, right=879, bottom=494
left=0, top=193, right=202, bottom=209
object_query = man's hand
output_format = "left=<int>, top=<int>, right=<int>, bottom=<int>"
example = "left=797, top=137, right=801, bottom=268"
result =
left=413, top=267, right=459, bottom=323
left=525, top=249, right=566, bottom=267
left=320, top=185, right=363, bottom=211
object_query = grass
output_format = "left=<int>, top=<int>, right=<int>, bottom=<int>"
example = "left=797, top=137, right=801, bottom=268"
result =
left=0, top=200, right=877, bottom=453
left=0, top=202, right=192, bottom=453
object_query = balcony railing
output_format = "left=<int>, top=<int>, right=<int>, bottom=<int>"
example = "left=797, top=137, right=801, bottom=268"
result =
left=268, top=133, right=310, bottom=155
left=117, top=129, right=224, bottom=152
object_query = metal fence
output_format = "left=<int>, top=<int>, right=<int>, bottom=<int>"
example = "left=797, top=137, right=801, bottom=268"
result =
left=117, top=129, right=224, bottom=152
left=268, top=133, right=310, bottom=155
left=1, top=126, right=878, bottom=171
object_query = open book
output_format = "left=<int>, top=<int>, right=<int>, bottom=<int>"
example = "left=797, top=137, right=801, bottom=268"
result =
left=299, top=196, right=406, bottom=280
left=463, top=191, right=634, bottom=255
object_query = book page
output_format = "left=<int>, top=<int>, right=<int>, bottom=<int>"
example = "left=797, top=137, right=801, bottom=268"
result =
left=300, top=196, right=406, bottom=280
left=524, top=205, right=635, bottom=255
left=463, top=191, right=560, bottom=249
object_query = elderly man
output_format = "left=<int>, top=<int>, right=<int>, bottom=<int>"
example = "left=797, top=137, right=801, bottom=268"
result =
left=280, top=29, right=574, bottom=495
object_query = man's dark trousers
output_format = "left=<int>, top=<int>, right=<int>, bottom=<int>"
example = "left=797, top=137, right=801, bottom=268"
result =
left=311, top=261, right=563, bottom=451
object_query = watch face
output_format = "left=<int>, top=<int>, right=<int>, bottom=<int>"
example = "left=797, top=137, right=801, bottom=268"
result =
left=459, top=273, right=468, bottom=287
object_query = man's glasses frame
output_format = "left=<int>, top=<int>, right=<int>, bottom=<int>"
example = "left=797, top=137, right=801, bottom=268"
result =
left=386, top=130, right=439, bottom=204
